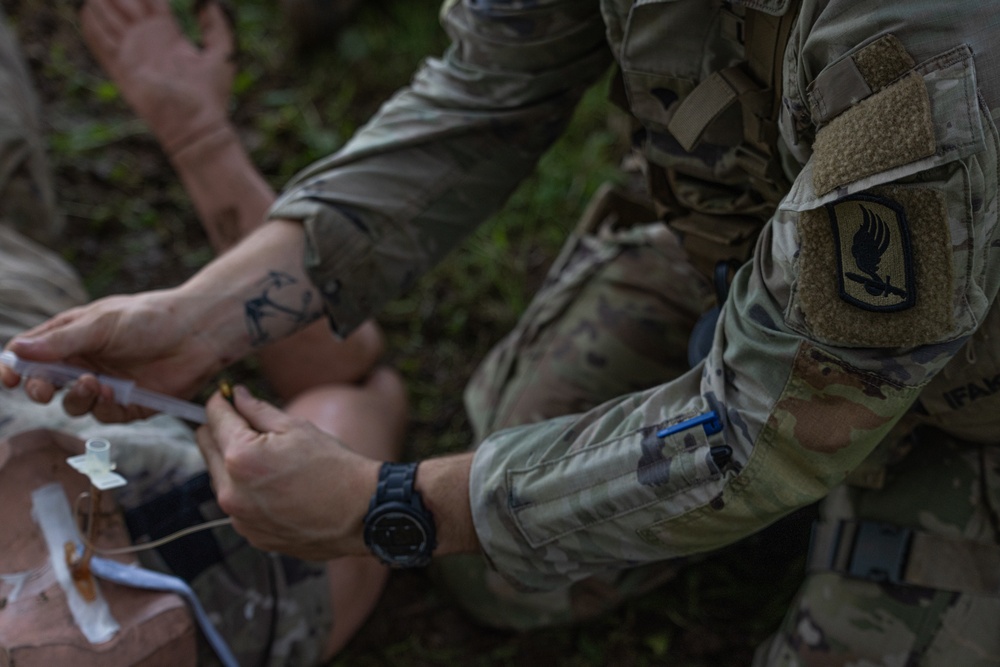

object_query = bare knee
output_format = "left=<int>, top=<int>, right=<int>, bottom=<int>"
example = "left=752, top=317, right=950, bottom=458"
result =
left=285, top=366, right=408, bottom=461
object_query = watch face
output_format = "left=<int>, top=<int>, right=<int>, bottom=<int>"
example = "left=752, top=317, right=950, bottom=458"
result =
left=368, top=510, right=431, bottom=562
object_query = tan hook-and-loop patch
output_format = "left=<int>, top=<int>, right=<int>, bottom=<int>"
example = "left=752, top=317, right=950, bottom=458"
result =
left=812, top=72, right=935, bottom=196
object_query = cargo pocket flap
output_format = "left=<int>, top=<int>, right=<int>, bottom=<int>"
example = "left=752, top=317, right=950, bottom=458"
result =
left=509, top=417, right=726, bottom=548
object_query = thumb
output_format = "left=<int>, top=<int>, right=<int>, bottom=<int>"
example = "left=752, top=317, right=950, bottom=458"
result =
left=199, top=2, right=236, bottom=61
left=8, top=311, right=105, bottom=364
left=231, top=385, right=292, bottom=433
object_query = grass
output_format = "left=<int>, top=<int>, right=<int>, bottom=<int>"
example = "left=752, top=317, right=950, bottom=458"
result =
left=4, top=0, right=802, bottom=663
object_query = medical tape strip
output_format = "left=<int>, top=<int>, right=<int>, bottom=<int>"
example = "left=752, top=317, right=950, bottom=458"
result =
left=89, top=556, right=239, bottom=667
left=30, top=483, right=121, bottom=644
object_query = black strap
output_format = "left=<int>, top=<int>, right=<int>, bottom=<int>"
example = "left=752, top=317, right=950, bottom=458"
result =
left=374, top=461, right=419, bottom=505
left=808, top=520, right=1000, bottom=596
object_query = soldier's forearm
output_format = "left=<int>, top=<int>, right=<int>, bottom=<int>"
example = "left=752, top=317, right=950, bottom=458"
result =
left=179, top=219, right=324, bottom=358
left=415, top=452, right=480, bottom=556
left=169, top=123, right=276, bottom=253
left=169, top=125, right=387, bottom=393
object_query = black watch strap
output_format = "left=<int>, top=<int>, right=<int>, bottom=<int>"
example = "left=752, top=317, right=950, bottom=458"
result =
left=374, top=461, right=419, bottom=504
left=364, top=462, right=437, bottom=567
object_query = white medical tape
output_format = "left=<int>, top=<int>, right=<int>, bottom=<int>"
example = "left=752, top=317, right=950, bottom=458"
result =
left=30, top=483, right=120, bottom=644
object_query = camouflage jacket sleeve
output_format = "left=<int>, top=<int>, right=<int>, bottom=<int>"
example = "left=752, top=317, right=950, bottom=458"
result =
left=469, top=14, right=1000, bottom=590
left=268, top=0, right=611, bottom=335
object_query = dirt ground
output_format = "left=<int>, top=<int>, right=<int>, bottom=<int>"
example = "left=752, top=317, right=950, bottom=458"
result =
left=2, top=1, right=810, bottom=664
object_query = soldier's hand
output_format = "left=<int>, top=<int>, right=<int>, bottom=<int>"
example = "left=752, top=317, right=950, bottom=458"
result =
left=79, top=0, right=236, bottom=157
left=197, top=387, right=380, bottom=561
left=1, top=290, right=224, bottom=422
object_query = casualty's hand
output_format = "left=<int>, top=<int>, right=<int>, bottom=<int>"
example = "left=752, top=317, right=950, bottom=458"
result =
left=80, top=0, right=236, bottom=156
left=197, top=387, right=381, bottom=561
left=0, top=290, right=224, bottom=422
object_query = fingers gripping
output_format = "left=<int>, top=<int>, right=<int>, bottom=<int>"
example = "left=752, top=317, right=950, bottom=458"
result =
left=231, top=385, right=292, bottom=433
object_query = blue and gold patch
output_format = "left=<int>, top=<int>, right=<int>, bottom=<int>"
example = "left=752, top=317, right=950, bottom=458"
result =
left=827, top=194, right=915, bottom=312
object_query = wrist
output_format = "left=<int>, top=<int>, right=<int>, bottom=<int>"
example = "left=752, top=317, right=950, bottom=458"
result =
left=167, top=121, right=275, bottom=252
left=342, top=456, right=382, bottom=556
left=363, top=462, right=438, bottom=567
left=170, top=279, right=253, bottom=371
left=167, top=121, right=239, bottom=167
left=415, top=454, right=478, bottom=556
left=361, top=454, right=478, bottom=567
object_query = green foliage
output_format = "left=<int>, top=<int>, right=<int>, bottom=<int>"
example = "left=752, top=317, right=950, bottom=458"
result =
left=49, top=118, right=147, bottom=155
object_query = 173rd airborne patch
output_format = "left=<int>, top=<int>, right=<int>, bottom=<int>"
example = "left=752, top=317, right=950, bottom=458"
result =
left=828, top=194, right=915, bottom=312
left=797, top=187, right=953, bottom=347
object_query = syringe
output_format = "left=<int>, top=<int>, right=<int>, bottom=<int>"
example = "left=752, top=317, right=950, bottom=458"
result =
left=0, top=350, right=207, bottom=424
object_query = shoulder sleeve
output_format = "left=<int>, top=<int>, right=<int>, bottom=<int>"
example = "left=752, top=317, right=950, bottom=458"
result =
left=269, top=0, right=610, bottom=335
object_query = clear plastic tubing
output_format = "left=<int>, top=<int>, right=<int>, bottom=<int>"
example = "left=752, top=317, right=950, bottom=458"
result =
left=0, top=350, right=207, bottom=424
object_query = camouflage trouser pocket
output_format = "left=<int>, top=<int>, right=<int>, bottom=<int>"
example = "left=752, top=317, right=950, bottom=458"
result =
left=188, top=532, right=333, bottom=667
left=754, top=432, right=1000, bottom=666
left=463, top=192, right=713, bottom=442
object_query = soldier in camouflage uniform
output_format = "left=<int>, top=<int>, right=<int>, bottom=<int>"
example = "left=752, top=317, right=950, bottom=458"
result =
left=5, top=0, right=1000, bottom=664
left=0, top=3, right=406, bottom=665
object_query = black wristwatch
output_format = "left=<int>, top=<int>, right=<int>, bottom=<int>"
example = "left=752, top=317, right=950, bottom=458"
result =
left=363, top=462, right=437, bottom=568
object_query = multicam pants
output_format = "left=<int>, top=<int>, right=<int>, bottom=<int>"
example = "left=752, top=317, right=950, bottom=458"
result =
left=446, top=183, right=1000, bottom=664
left=756, top=430, right=1000, bottom=666
left=0, top=11, right=331, bottom=666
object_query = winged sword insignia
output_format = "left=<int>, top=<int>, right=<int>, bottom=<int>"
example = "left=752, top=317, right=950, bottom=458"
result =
left=826, top=194, right=916, bottom=312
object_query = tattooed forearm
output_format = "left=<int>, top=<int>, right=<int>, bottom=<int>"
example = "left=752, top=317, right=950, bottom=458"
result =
left=244, top=270, right=323, bottom=347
